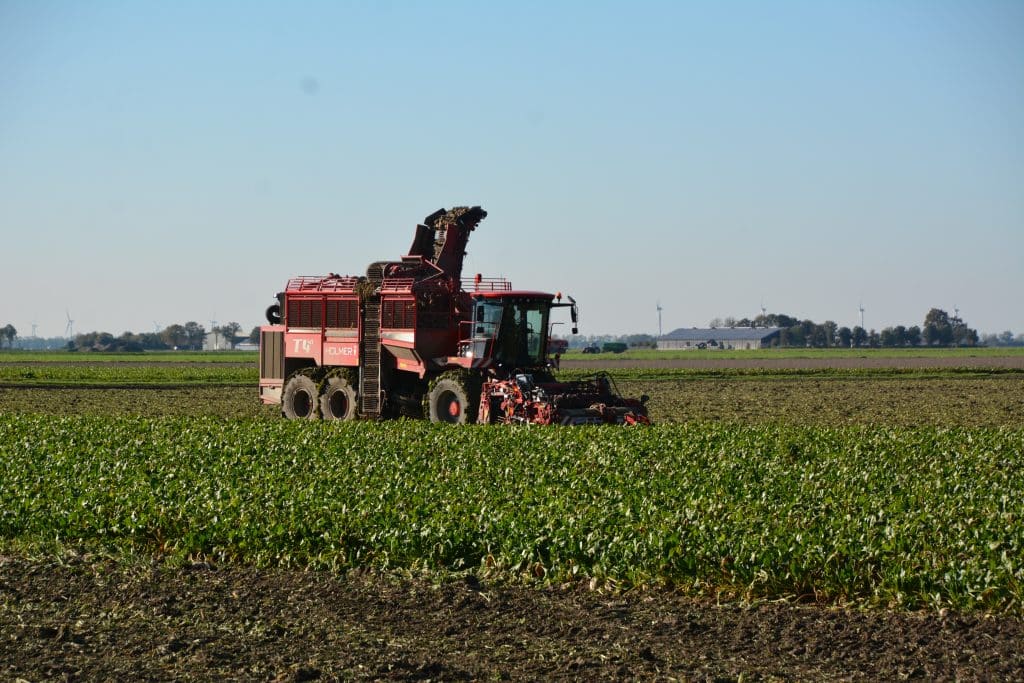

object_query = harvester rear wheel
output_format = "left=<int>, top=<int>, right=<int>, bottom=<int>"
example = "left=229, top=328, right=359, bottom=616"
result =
left=282, top=373, right=319, bottom=420
left=320, top=372, right=357, bottom=421
left=426, top=374, right=479, bottom=424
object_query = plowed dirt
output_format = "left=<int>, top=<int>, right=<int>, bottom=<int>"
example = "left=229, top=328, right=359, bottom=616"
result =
left=2, top=554, right=1021, bottom=681
left=561, top=355, right=1024, bottom=370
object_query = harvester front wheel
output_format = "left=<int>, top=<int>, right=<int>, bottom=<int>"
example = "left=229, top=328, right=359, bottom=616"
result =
left=282, top=373, right=319, bottom=420
left=320, top=373, right=357, bottom=421
left=426, top=376, right=476, bottom=424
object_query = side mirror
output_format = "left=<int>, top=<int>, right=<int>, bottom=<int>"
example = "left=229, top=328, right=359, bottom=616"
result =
left=572, top=327, right=578, bottom=335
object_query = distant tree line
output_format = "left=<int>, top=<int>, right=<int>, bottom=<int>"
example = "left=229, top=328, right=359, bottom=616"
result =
left=705, top=308, right=979, bottom=348
left=980, top=331, right=1024, bottom=347
left=572, top=333, right=657, bottom=350
left=67, top=322, right=254, bottom=352
left=4, top=311, right=1019, bottom=351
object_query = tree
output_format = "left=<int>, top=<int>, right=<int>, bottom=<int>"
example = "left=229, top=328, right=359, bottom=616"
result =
left=905, top=325, right=921, bottom=347
left=795, top=320, right=815, bottom=347
left=879, top=327, right=898, bottom=347
left=821, top=321, right=838, bottom=347
left=953, top=325, right=978, bottom=347
left=984, top=330, right=1023, bottom=347
left=949, top=311, right=978, bottom=347
left=218, top=321, right=242, bottom=349
left=184, top=322, right=205, bottom=350
left=74, top=332, right=98, bottom=350
left=136, top=332, right=169, bottom=350
left=161, top=324, right=188, bottom=349
left=893, top=325, right=907, bottom=347
left=771, top=313, right=798, bottom=329
left=880, top=325, right=909, bottom=347
left=808, top=322, right=830, bottom=348
left=923, top=308, right=954, bottom=346
left=837, top=326, right=852, bottom=348
left=1, top=324, right=15, bottom=348
left=248, top=326, right=261, bottom=345
left=780, top=326, right=804, bottom=347
left=851, top=326, right=868, bottom=348
left=70, top=330, right=145, bottom=352
left=116, top=332, right=144, bottom=352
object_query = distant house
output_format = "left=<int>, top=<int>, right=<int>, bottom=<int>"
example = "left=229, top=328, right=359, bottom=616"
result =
left=657, top=327, right=781, bottom=350
left=203, top=331, right=231, bottom=351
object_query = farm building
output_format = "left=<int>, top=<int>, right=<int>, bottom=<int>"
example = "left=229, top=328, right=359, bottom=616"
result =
left=202, top=331, right=231, bottom=351
left=657, top=327, right=781, bottom=350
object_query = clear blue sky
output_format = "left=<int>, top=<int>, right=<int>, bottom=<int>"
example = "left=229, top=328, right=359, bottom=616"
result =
left=2, top=1, right=1021, bottom=339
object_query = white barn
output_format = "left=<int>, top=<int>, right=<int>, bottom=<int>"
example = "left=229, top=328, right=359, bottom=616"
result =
left=657, top=327, right=782, bottom=350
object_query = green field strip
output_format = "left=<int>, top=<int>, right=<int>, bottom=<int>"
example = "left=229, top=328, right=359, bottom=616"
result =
left=2, top=416, right=1021, bottom=612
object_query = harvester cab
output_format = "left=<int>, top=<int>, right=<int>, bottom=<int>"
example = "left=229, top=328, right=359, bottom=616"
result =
left=468, top=294, right=549, bottom=370
left=460, top=291, right=579, bottom=370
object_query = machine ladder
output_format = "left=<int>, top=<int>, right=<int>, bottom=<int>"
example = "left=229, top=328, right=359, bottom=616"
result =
left=359, top=264, right=385, bottom=417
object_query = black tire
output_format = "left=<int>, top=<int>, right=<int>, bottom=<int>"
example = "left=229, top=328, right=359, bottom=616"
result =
left=282, top=374, right=319, bottom=420
left=320, top=374, right=357, bottom=421
left=266, top=303, right=282, bottom=325
left=426, top=377, right=477, bottom=424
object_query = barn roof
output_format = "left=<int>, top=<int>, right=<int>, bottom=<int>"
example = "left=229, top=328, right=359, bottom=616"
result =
left=660, top=327, right=782, bottom=342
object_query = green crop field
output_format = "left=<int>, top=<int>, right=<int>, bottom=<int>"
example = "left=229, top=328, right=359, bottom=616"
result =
left=1, top=351, right=1022, bottom=613
left=1, top=416, right=1021, bottom=612
left=0, top=350, right=258, bottom=363
left=0, top=362, right=253, bottom=386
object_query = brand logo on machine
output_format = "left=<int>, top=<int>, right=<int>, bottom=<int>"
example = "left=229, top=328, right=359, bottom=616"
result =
left=292, top=338, right=312, bottom=353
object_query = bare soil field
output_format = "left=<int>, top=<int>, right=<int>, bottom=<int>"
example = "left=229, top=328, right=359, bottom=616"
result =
left=3, top=376, right=1021, bottom=427
left=561, top=354, right=1024, bottom=370
left=3, top=554, right=1021, bottom=682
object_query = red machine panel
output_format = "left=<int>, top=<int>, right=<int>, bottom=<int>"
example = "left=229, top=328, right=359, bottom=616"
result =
left=323, top=339, right=359, bottom=365
left=285, top=331, right=321, bottom=360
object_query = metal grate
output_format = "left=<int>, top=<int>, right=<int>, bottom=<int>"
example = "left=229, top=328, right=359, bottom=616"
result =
left=259, top=329, right=284, bottom=379
left=381, top=299, right=416, bottom=329
left=286, top=298, right=322, bottom=328
left=325, top=299, right=359, bottom=328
